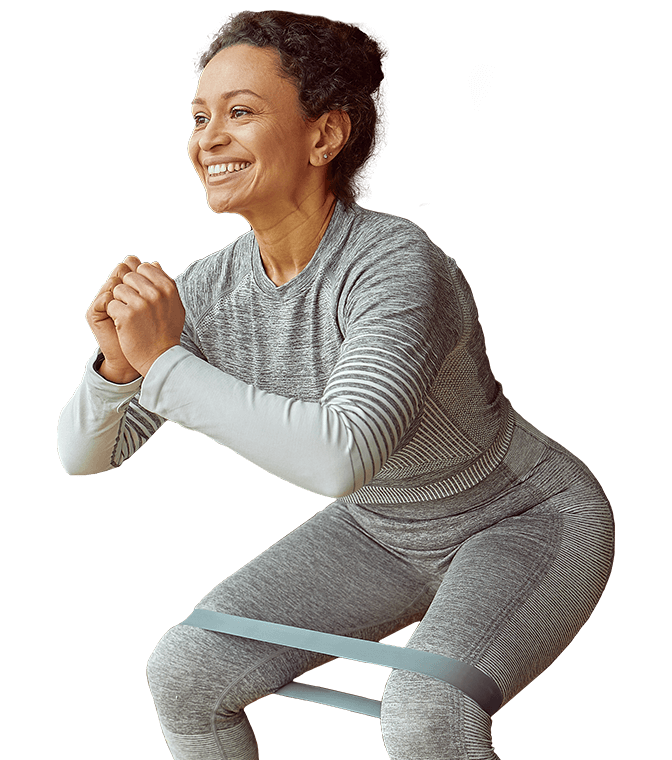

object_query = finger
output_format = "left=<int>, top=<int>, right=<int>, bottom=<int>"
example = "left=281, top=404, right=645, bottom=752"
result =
left=92, top=290, right=115, bottom=313
left=123, top=255, right=142, bottom=272
left=107, top=263, right=133, bottom=280
left=120, top=270, right=161, bottom=299
left=90, top=273, right=122, bottom=302
left=104, top=256, right=141, bottom=284
left=87, top=292, right=115, bottom=325
left=105, top=297, right=125, bottom=323
left=136, top=261, right=175, bottom=292
left=137, top=261, right=167, bottom=280
left=112, top=282, right=146, bottom=306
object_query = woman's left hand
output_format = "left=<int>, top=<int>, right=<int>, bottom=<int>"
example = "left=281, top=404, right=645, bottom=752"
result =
left=106, top=261, right=186, bottom=378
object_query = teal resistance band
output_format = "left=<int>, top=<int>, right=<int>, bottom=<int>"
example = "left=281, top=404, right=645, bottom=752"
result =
left=182, top=609, right=503, bottom=718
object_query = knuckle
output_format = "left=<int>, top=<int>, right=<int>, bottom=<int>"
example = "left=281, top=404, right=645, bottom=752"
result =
left=112, top=263, right=129, bottom=277
left=136, top=262, right=153, bottom=278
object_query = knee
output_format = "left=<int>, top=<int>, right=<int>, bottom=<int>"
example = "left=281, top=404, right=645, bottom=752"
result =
left=381, top=671, right=496, bottom=760
left=381, top=671, right=461, bottom=759
left=147, top=625, right=202, bottom=726
left=146, top=621, right=293, bottom=734
left=147, top=623, right=243, bottom=734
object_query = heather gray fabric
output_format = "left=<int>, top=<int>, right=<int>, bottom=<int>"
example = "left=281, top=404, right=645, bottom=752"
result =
left=57, top=201, right=615, bottom=758
left=146, top=416, right=614, bottom=759
left=58, top=202, right=512, bottom=501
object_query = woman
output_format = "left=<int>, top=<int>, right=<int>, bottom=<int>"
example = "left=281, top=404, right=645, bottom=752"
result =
left=58, top=10, right=615, bottom=760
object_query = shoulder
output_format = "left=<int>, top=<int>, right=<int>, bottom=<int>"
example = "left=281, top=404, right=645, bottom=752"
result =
left=345, top=203, right=438, bottom=248
left=331, top=205, right=465, bottom=342
left=333, top=203, right=459, bottom=295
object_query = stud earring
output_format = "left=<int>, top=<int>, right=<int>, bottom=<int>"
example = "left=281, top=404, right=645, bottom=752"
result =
left=323, top=154, right=329, bottom=159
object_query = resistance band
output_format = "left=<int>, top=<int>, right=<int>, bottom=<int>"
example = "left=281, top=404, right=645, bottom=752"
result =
left=182, top=608, right=503, bottom=718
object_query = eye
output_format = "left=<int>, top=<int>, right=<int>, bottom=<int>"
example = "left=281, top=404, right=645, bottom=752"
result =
left=191, top=107, right=250, bottom=128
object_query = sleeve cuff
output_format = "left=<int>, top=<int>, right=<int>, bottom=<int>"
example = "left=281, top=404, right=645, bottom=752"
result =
left=87, top=351, right=144, bottom=409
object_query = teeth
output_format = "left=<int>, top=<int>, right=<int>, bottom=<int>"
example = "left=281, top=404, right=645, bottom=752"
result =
left=207, top=162, right=251, bottom=176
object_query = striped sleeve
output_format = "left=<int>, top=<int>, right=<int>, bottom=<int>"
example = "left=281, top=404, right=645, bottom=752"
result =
left=319, top=244, right=452, bottom=489
left=110, top=394, right=165, bottom=467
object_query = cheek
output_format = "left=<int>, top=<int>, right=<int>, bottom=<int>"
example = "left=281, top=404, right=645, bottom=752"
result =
left=187, top=134, right=201, bottom=170
left=266, top=124, right=312, bottom=169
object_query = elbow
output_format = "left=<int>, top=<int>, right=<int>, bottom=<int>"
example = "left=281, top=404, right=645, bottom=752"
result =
left=310, top=461, right=361, bottom=500
left=59, top=457, right=81, bottom=476
left=319, top=487, right=355, bottom=499
left=56, top=432, right=79, bottom=475
left=320, top=481, right=357, bottom=500
left=57, top=450, right=99, bottom=476
left=57, top=435, right=84, bottom=475
left=323, top=478, right=357, bottom=499
left=288, top=469, right=350, bottom=499
left=56, top=435, right=112, bottom=476
left=62, top=467, right=87, bottom=476
left=57, top=411, right=116, bottom=476
left=309, top=446, right=380, bottom=499
left=59, top=457, right=113, bottom=476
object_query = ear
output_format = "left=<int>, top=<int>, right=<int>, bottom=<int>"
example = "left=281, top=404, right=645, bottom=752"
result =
left=309, top=111, right=352, bottom=167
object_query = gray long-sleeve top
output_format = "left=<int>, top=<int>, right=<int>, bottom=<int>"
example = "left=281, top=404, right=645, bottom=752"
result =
left=58, top=202, right=513, bottom=502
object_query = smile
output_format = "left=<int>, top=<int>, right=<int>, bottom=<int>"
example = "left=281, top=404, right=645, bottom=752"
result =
left=207, top=162, right=252, bottom=176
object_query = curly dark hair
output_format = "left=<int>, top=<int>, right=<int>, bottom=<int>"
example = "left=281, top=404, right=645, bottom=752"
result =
left=196, top=10, right=386, bottom=206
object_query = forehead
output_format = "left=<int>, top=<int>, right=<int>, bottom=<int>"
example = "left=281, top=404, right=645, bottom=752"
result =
left=195, top=44, right=298, bottom=104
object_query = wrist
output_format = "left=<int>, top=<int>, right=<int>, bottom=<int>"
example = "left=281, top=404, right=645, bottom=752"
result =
left=97, top=357, right=141, bottom=384
left=135, top=343, right=181, bottom=379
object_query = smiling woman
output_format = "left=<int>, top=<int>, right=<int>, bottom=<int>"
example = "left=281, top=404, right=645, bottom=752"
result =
left=194, top=9, right=383, bottom=205
left=57, top=9, right=614, bottom=760
left=184, top=11, right=377, bottom=286
left=187, top=44, right=349, bottom=250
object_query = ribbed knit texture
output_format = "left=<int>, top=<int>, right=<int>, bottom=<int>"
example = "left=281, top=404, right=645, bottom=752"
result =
left=162, top=719, right=258, bottom=760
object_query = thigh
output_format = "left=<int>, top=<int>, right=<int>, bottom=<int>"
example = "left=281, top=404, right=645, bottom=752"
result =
left=148, top=502, right=436, bottom=733
left=402, top=489, right=614, bottom=705
left=197, top=502, right=432, bottom=630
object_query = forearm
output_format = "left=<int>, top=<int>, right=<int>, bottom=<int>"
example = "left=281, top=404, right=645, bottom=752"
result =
left=57, top=352, right=147, bottom=475
left=139, top=346, right=372, bottom=497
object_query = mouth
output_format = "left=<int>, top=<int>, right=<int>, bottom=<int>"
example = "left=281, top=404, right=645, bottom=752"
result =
left=206, top=161, right=252, bottom=179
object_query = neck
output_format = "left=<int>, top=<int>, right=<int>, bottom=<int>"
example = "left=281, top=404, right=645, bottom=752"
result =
left=246, top=191, right=338, bottom=287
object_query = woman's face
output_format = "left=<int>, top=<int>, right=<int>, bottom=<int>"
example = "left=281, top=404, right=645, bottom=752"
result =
left=189, top=44, right=325, bottom=220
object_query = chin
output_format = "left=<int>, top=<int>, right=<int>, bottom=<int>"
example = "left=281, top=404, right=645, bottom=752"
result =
left=208, top=202, right=233, bottom=215
left=204, top=183, right=257, bottom=216
left=205, top=193, right=238, bottom=215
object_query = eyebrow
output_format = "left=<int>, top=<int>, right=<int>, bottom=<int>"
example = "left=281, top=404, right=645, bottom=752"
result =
left=191, top=89, right=264, bottom=106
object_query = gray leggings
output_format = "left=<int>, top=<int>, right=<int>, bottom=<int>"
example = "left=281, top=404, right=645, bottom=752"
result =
left=147, top=415, right=614, bottom=760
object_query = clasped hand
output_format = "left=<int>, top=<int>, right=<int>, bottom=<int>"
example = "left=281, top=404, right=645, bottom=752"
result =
left=86, top=255, right=185, bottom=382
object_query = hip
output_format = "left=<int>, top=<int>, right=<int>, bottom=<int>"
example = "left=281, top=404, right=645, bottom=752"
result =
left=335, top=411, right=614, bottom=564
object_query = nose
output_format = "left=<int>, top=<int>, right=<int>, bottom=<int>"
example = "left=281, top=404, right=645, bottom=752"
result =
left=198, top=117, right=233, bottom=152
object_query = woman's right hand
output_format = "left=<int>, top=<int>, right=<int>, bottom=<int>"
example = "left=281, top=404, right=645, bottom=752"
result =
left=86, top=256, right=142, bottom=384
